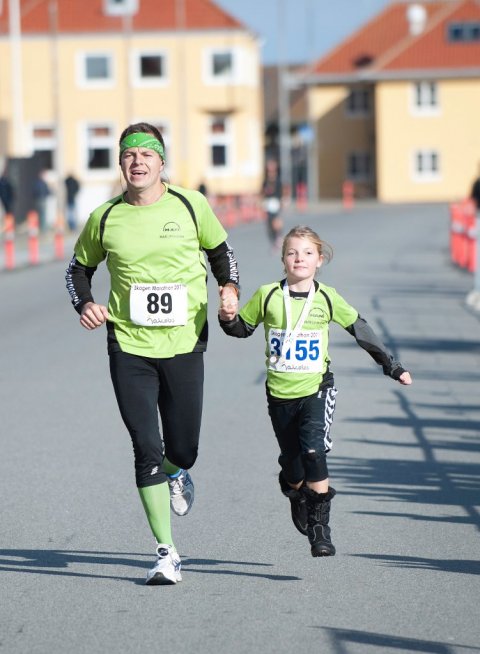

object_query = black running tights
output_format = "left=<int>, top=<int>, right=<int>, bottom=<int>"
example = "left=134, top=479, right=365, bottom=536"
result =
left=109, top=350, right=204, bottom=487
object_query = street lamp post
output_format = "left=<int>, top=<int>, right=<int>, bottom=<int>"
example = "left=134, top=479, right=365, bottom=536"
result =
left=8, top=0, right=25, bottom=155
left=48, top=0, right=65, bottom=221
left=175, top=0, right=188, bottom=187
left=277, top=0, right=291, bottom=198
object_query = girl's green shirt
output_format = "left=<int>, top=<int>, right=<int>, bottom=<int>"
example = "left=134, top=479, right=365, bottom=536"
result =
left=239, top=281, right=358, bottom=399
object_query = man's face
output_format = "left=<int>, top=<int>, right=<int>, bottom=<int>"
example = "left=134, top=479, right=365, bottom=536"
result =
left=120, top=146, right=164, bottom=192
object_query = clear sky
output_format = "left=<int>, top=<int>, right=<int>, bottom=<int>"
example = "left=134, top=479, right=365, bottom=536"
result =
left=215, top=0, right=393, bottom=65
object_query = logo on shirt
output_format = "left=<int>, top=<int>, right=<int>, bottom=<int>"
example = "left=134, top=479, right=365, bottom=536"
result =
left=163, top=222, right=180, bottom=232
left=160, top=221, right=184, bottom=239
left=305, top=308, right=328, bottom=326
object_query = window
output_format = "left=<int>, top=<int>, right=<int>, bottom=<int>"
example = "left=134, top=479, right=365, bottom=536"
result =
left=447, top=21, right=480, bottom=42
left=413, top=149, right=440, bottom=180
left=131, top=51, right=167, bottom=86
left=213, top=52, right=232, bottom=77
left=412, top=81, right=439, bottom=114
left=78, top=52, right=114, bottom=88
left=347, top=152, right=372, bottom=180
left=345, top=88, right=371, bottom=116
left=31, top=125, right=56, bottom=171
left=140, top=55, right=163, bottom=78
left=86, top=56, right=109, bottom=80
left=84, top=124, right=115, bottom=171
left=204, top=49, right=236, bottom=84
left=207, top=115, right=232, bottom=172
left=103, top=0, right=138, bottom=16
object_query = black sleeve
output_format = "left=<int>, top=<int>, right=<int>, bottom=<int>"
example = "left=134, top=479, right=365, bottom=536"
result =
left=65, top=255, right=97, bottom=314
left=218, top=315, right=256, bottom=338
left=204, top=241, right=240, bottom=290
left=345, top=315, right=407, bottom=380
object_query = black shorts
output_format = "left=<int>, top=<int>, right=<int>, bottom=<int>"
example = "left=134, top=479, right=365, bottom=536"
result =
left=109, top=350, right=204, bottom=487
left=267, top=384, right=338, bottom=483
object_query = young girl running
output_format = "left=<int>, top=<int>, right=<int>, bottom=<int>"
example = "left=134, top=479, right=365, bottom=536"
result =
left=218, top=225, right=412, bottom=557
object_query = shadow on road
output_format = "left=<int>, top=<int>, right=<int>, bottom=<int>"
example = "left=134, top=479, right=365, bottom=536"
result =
left=332, top=389, right=480, bottom=531
left=347, top=553, right=480, bottom=576
left=310, top=626, right=479, bottom=653
left=0, top=549, right=301, bottom=583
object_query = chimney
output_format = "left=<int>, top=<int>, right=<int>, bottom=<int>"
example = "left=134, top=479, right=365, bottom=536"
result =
left=406, top=4, right=428, bottom=36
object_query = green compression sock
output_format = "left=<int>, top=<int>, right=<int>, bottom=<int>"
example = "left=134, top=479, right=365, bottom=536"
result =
left=162, top=457, right=181, bottom=477
left=138, top=483, right=173, bottom=547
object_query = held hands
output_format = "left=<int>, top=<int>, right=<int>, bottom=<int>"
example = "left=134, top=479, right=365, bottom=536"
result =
left=218, top=285, right=238, bottom=322
left=398, top=371, right=413, bottom=385
left=80, top=301, right=109, bottom=330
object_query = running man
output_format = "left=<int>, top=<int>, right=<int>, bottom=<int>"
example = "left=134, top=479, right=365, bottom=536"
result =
left=66, top=122, right=239, bottom=584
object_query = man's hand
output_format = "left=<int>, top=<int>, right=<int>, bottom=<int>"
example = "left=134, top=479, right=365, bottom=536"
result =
left=80, top=302, right=109, bottom=330
left=218, top=285, right=238, bottom=322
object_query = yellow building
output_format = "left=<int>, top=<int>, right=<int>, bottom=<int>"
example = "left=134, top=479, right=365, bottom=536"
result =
left=0, top=0, right=263, bottom=222
left=292, top=0, right=480, bottom=203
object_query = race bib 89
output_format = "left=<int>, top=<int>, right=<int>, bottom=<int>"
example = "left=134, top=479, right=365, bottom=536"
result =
left=130, top=283, right=187, bottom=326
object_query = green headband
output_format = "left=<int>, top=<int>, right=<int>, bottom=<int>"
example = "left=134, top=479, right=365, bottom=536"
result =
left=120, top=132, right=165, bottom=159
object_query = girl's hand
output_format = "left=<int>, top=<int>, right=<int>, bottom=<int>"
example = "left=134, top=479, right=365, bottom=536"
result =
left=218, top=286, right=238, bottom=322
left=399, top=371, right=412, bottom=385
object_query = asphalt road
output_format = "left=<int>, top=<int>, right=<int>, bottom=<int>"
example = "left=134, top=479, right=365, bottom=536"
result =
left=1, top=202, right=479, bottom=654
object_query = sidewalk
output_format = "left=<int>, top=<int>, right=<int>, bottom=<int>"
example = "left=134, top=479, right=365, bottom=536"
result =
left=0, top=227, right=78, bottom=272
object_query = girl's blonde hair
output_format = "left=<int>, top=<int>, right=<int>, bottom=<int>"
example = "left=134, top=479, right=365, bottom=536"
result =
left=282, top=225, right=333, bottom=264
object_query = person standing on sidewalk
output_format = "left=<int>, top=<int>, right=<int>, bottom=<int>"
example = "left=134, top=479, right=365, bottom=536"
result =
left=470, top=167, right=480, bottom=211
left=468, top=167, right=480, bottom=303
left=0, top=167, right=15, bottom=216
left=65, top=122, right=240, bottom=585
left=64, top=173, right=81, bottom=231
left=219, top=225, right=411, bottom=558
left=261, top=159, right=283, bottom=252
left=32, top=169, right=51, bottom=232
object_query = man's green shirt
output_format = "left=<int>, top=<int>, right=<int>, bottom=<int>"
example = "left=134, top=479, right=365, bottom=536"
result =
left=74, top=184, right=227, bottom=357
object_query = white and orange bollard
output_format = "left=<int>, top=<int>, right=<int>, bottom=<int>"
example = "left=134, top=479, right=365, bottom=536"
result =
left=296, top=182, right=308, bottom=212
left=3, top=213, right=15, bottom=270
left=54, top=214, right=65, bottom=260
left=27, top=210, right=40, bottom=265
left=342, top=180, right=354, bottom=209
left=450, top=202, right=464, bottom=266
left=224, top=195, right=237, bottom=228
left=463, top=199, right=477, bottom=273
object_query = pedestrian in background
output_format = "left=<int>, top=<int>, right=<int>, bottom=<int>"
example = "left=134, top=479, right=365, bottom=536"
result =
left=0, top=168, right=15, bottom=216
left=219, top=225, right=412, bottom=558
left=261, top=158, right=283, bottom=252
left=197, top=180, right=208, bottom=197
left=32, top=170, right=51, bottom=232
left=470, top=167, right=480, bottom=212
left=66, top=122, right=240, bottom=585
left=65, top=173, right=81, bottom=231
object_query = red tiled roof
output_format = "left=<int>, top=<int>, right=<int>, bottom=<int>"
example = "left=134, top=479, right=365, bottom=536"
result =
left=311, top=0, right=480, bottom=76
left=0, top=0, right=246, bottom=34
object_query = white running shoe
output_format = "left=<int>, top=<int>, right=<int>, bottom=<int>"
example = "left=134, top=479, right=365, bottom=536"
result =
left=145, top=544, right=182, bottom=585
left=167, top=469, right=195, bottom=516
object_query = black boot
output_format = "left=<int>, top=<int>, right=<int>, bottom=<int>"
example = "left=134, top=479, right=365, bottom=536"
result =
left=303, top=486, right=336, bottom=557
left=278, top=473, right=308, bottom=536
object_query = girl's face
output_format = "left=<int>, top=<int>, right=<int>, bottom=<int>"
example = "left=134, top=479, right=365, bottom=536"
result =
left=283, top=236, right=323, bottom=284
